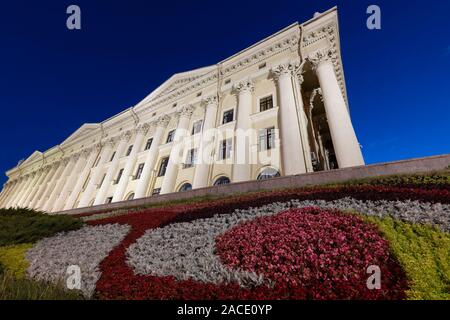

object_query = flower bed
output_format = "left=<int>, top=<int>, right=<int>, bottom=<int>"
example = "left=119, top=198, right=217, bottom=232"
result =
left=26, top=224, right=130, bottom=297
left=216, top=207, right=407, bottom=299
left=15, top=176, right=450, bottom=300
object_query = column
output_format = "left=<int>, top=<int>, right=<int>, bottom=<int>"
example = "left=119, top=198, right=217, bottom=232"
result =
left=36, top=160, right=66, bottom=210
left=135, top=115, right=170, bottom=199
left=93, top=132, right=131, bottom=205
left=63, top=145, right=101, bottom=211
left=0, top=182, right=13, bottom=207
left=112, top=124, right=149, bottom=202
left=232, top=79, right=254, bottom=183
left=0, top=182, right=12, bottom=205
left=43, top=157, right=76, bottom=212
left=160, top=106, right=194, bottom=194
left=14, top=173, right=36, bottom=208
left=5, top=178, right=25, bottom=208
left=311, top=50, right=364, bottom=167
left=52, top=152, right=87, bottom=212
left=78, top=140, right=114, bottom=208
left=193, top=95, right=218, bottom=189
left=272, top=62, right=308, bottom=176
left=29, top=163, right=58, bottom=209
left=23, top=168, right=48, bottom=208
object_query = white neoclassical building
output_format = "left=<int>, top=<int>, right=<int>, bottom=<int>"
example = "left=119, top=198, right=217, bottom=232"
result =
left=0, top=7, right=364, bottom=213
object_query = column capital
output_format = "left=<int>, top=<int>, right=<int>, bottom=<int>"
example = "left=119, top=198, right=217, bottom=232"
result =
left=271, top=60, right=301, bottom=80
left=155, top=114, right=171, bottom=128
left=71, top=152, right=82, bottom=162
left=136, top=123, right=150, bottom=135
left=202, top=95, right=218, bottom=109
left=61, top=157, right=71, bottom=166
left=80, top=148, right=92, bottom=159
left=233, top=79, right=254, bottom=94
left=93, top=142, right=103, bottom=152
left=307, top=49, right=336, bottom=70
left=120, top=130, right=132, bottom=142
left=51, top=161, right=60, bottom=169
left=176, top=105, right=195, bottom=119
left=105, top=137, right=118, bottom=148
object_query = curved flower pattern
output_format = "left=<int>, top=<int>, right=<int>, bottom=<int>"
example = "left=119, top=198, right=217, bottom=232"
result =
left=26, top=223, right=130, bottom=297
left=216, top=207, right=407, bottom=299
left=86, top=183, right=450, bottom=299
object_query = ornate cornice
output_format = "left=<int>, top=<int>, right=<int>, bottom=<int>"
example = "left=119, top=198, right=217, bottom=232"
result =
left=135, top=29, right=300, bottom=116
left=302, top=22, right=346, bottom=103
left=222, top=33, right=299, bottom=77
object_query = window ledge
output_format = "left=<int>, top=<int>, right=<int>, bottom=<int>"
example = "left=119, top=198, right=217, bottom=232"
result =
left=250, top=106, right=279, bottom=123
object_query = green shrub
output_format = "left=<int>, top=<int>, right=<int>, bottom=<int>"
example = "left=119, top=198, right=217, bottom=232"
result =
left=337, top=171, right=450, bottom=188
left=0, top=243, right=33, bottom=279
left=0, top=271, right=84, bottom=300
left=0, top=208, right=83, bottom=246
left=365, top=216, right=450, bottom=300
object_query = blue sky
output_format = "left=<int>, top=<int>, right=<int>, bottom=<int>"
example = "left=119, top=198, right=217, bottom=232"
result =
left=0, top=0, right=449, bottom=186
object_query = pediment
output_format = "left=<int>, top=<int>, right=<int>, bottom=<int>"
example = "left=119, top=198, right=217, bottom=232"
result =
left=138, top=65, right=216, bottom=106
left=61, top=123, right=100, bottom=146
left=19, top=151, right=43, bottom=167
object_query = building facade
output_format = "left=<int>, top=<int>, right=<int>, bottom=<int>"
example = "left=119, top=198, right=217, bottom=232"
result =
left=0, top=8, right=364, bottom=213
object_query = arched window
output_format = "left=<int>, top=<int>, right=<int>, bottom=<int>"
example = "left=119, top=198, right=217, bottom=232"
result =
left=257, top=167, right=280, bottom=180
left=214, top=176, right=231, bottom=186
left=179, top=183, right=192, bottom=192
left=126, top=193, right=135, bottom=201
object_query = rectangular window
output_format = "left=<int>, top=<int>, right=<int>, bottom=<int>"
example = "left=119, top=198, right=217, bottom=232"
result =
left=183, top=148, right=198, bottom=168
left=98, top=174, right=106, bottom=189
left=126, top=145, right=133, bottom=157
left=222, top=109, right=234, bottom=124
left=105, top=197, right=113, bottom=204
left=144, top=138, right=153, bottom=151
left=192, top=120, right=203, bottom=135
left=259, top=95, right=273, bottom=112
left=152, top=188, right=161, bottom=196
left=259, top=127, right=275, bottom=151
left=158, top=157, right=169, bottom=177
left=134, top=163, right=145, bottom=180
left=166, top=130, right=175, bottom=143
left=110, top=152, right=116, bottom=162
left=114, top=169, right=124, bottom=185
left=219, top=139, right=232, bottom=160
